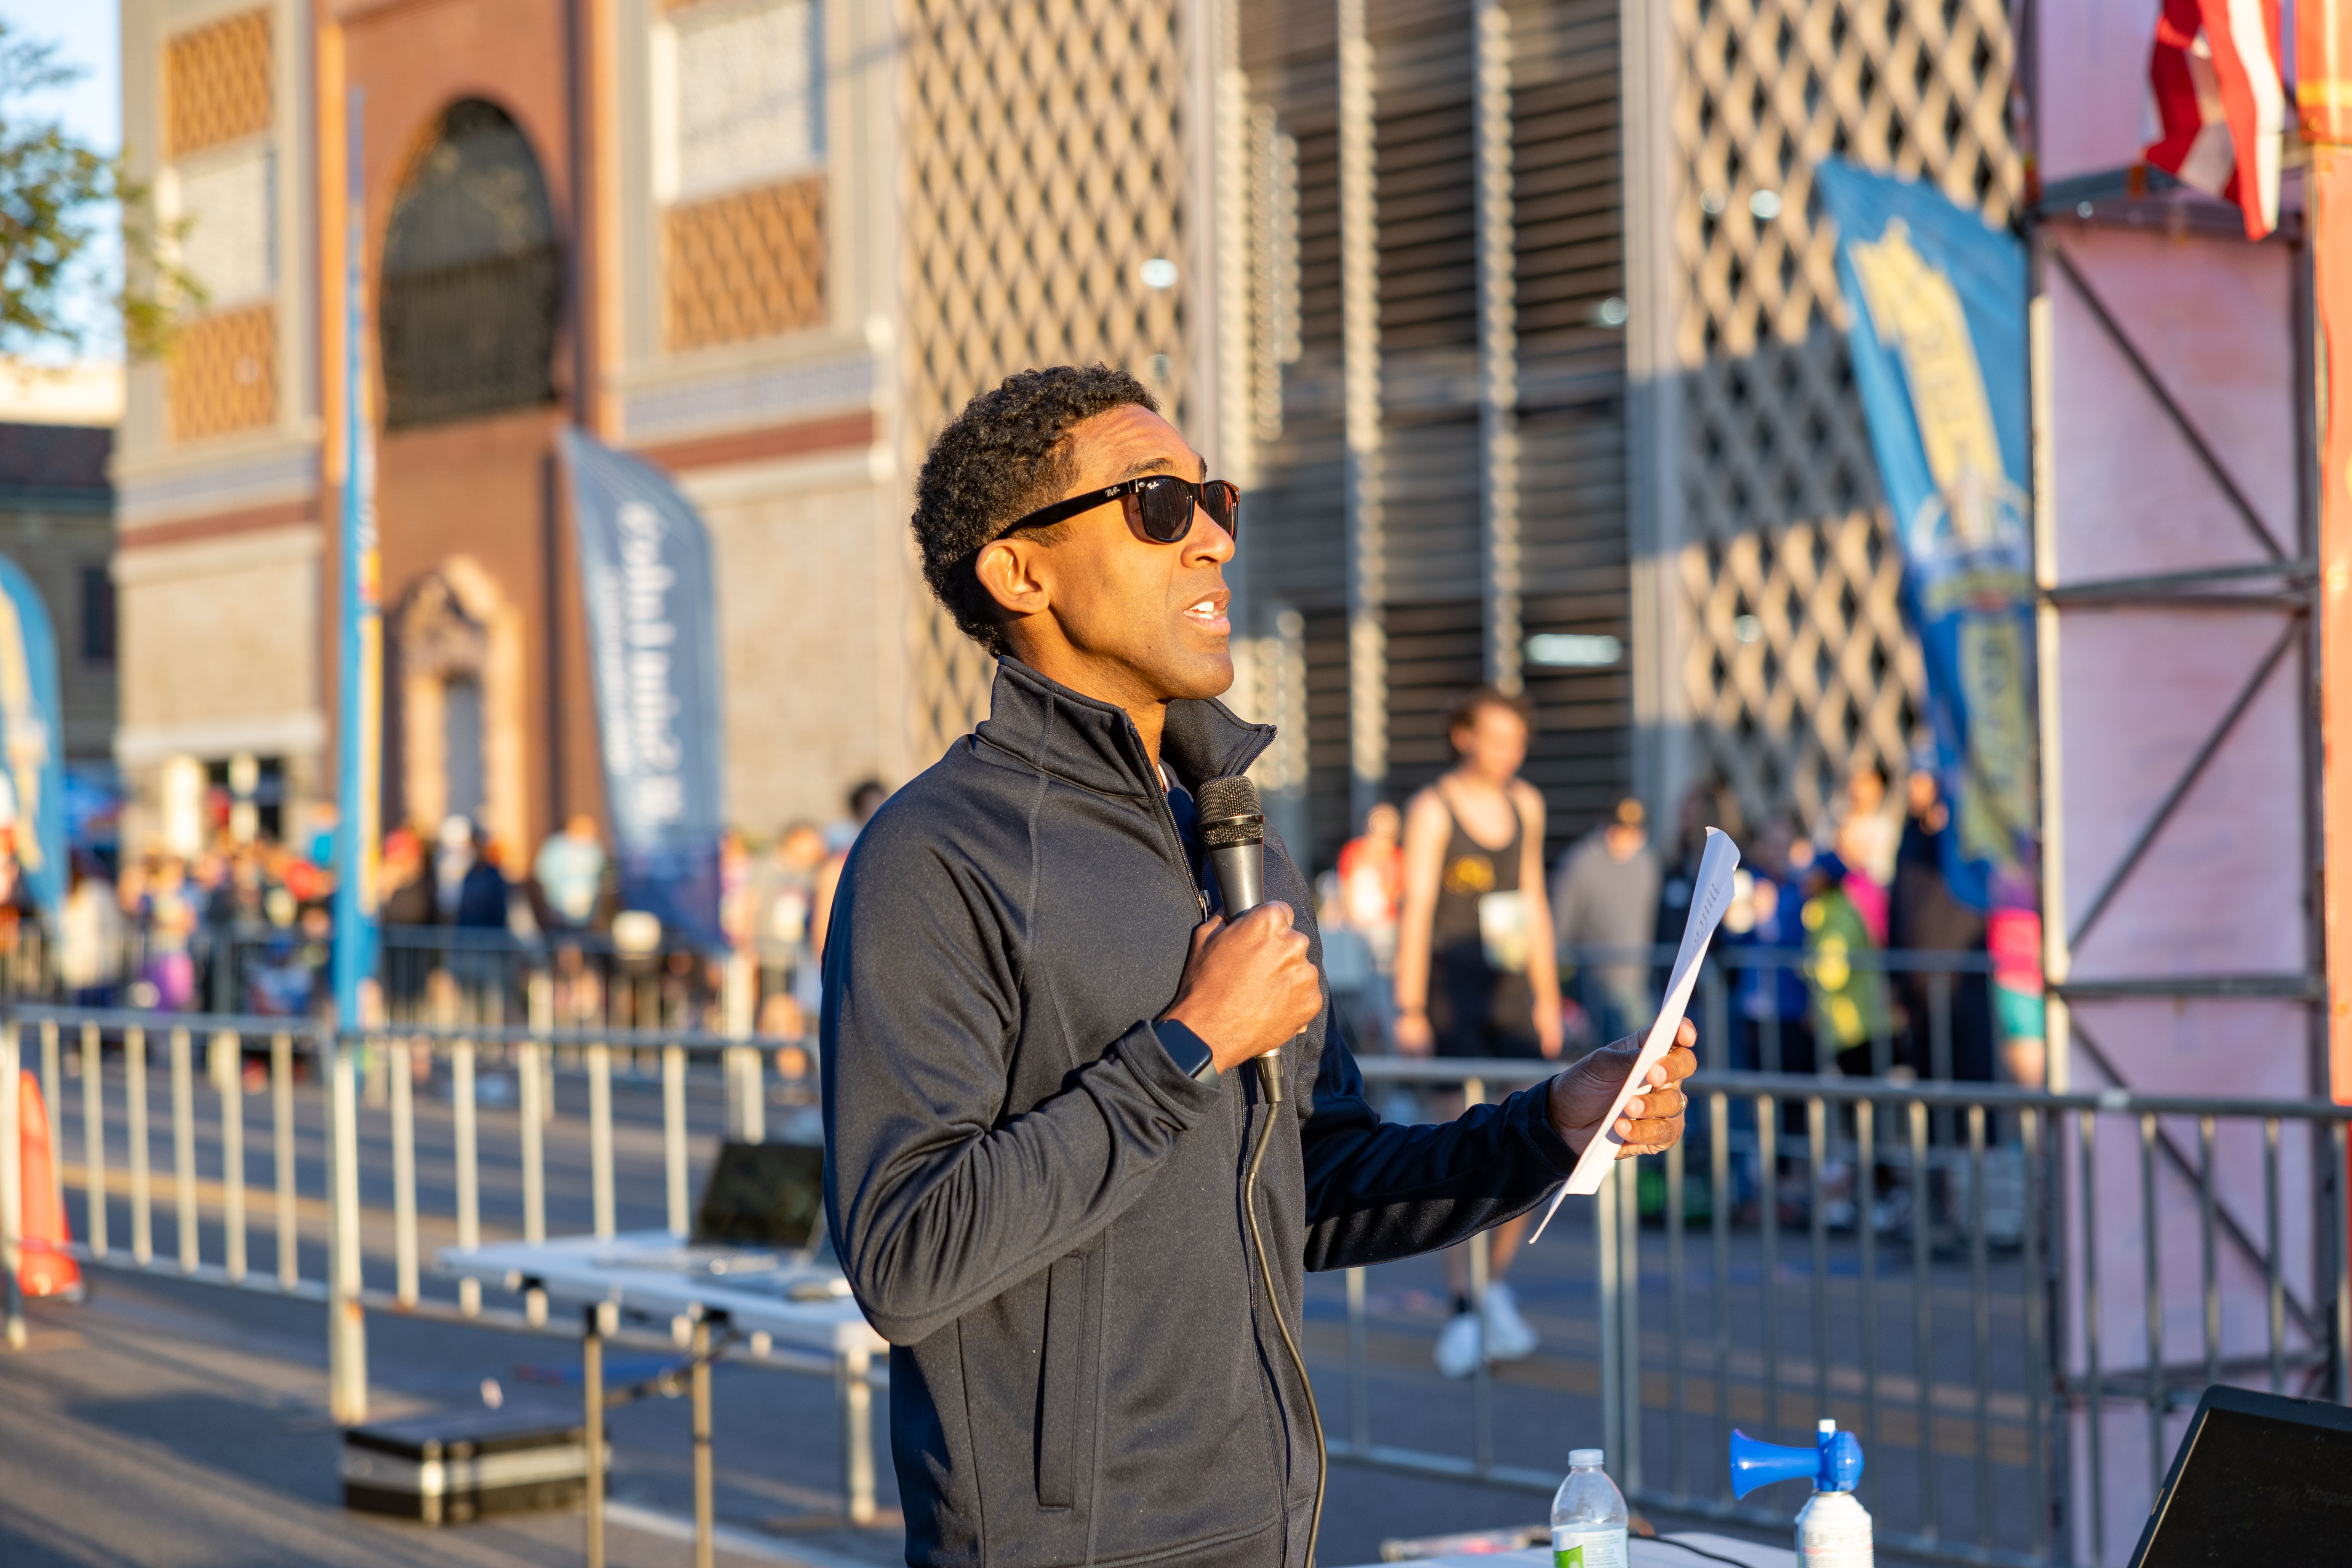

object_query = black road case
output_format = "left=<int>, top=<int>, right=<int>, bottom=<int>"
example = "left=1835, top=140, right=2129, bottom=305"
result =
left=342, top=1407, right=601, bottom=1525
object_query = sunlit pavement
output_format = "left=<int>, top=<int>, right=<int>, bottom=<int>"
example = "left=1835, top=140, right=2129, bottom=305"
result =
left=0, top=1264, right=1874, bottom=1568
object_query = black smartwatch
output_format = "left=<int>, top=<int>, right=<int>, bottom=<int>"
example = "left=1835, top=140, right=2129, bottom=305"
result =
left=1152, top=1019, right=1220, bottom=1083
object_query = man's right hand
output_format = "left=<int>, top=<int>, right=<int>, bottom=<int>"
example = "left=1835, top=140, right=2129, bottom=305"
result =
left=1161, top=903, right=1323, bottom=1074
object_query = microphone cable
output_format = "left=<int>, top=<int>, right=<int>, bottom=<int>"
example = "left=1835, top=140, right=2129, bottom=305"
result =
left=1245, top=1053, right=1326, bottom=1568
left=1197, top=774, right=1324, bottom=1562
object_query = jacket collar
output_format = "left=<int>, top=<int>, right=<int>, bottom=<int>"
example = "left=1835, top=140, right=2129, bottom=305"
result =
left=974, top=657, right=1276, bottom=798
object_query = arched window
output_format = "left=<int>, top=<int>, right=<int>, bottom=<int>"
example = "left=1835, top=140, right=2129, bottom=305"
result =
left=380, top=100, right=560, bottom=428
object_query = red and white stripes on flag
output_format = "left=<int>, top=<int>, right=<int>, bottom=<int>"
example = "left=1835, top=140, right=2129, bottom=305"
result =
left=2145, top=0, right=2287, bottom=239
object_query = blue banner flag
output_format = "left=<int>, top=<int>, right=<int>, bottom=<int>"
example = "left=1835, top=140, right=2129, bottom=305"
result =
left=0, top=557, right=65, bottom=922
left=1815, top=158, right=2036, bottom=912
left=558, top=427, right=727, bottom=947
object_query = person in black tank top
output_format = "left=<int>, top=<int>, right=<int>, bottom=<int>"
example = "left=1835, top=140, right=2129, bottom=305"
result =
left=1426, top=790, right=1540, bottom=1057
left=1392, top=687, right=1567, bottom=1377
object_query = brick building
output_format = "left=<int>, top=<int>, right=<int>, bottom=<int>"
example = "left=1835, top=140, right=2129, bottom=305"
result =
left=115, top=0, right=1213, bottom=862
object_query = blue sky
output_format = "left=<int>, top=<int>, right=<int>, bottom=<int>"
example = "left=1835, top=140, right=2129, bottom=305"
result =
left=4, top=3, right=122, bottom=358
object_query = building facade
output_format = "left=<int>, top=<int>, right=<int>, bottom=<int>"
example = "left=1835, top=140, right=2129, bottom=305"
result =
left=115, top=0, right=1213, bottom=865
left=114, top=0, right=2010, bottom=878
left=0, top=423, right=119, bottom=772
left=1222, top=0, right=2017, bottom=867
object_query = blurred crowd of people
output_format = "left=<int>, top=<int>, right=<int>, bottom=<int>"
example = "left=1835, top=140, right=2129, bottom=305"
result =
left=32, top=775, right=902, bottom=1036
left=55, top=837, right=340, bottom=1017
left=1317, top=714, right=2039, bottom=1096
left=1308, top=686, right=2042, bottom=1376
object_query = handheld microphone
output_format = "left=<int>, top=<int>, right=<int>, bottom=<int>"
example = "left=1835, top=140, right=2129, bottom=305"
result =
left=1196, top=775, right=1280, bottom=1072
left=1204, top=775, right=1279, bottom=1081
left=1195, top=775, right=1266, bottom=917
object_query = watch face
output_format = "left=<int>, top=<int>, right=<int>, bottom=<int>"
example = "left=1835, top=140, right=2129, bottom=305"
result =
left=1157, top=1021, right=1217, bottom=1081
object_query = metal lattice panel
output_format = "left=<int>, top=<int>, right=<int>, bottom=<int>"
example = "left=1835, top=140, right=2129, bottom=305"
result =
left=1666, top=0, right=2021, bottom=829
left=1241, top=0, right=1632, bottom=864
left=900, top=0, right=1193, bottom=758
left=165, top=9, right=273, bottom=159
left=167, top=302, right=277, bottom=441
left=664, top=176, right=827, bottom=352
left=1679, top=481, right=1925, bottom=826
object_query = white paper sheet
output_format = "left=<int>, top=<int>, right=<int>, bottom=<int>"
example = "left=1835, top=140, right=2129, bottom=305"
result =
left=1528, top=827, right=1741, bottom=1241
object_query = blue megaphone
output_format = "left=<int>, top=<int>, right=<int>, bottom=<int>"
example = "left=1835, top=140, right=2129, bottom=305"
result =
left=1729, top=1420, right=1865, bottom=1501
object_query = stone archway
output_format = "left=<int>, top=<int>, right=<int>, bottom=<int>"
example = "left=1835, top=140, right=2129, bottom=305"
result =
left=390, top=557, right=528, bottom=862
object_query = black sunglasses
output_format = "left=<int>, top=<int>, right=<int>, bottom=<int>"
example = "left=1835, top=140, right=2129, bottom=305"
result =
left=997, top=474, right=1241, bottom=546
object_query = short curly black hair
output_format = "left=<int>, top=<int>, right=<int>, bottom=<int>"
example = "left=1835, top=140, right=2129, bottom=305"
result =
left=912, top=364, right=1160, bottom=657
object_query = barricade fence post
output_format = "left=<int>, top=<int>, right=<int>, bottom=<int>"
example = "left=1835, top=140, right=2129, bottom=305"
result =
left=127, top=1023, right=149, bottom=1264
left=39, top=1019, right=61, bottom=1248
left=391, top=1037, right=419, bottom=1308
left=453, top=1034, right=481, bottom=1316
left=1464, top=1073, right=1492, bottom=1477
left=664, top=1043, right=689, bottom=1238
left=2, top=1020, right=24, bottom=1348
left=328, top=1027, right=368, bottom=1424
left=81, top=1020, right=104, bottom=1258
left=171, top=1026, right=196, bottom=1273
left=520, top=1035, right=547, bottom=1243
left=221, top=1029, right=245, bottom=1282
left=1617, top=1137, right=1642, bottom=1492
left=1596, top=1152, right=1621, bottom=1478
left=588, top=1040, right=615, bottom=1239
left=271, top=1031, right=295, bottom=1288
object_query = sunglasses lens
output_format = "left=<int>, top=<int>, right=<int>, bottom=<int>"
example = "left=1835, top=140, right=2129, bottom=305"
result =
left=1204, top=481, right=1240, bottom=538
left=1124, top=478, right=1240, bottom=543
left=1138, top=477, right=1193, bottom=542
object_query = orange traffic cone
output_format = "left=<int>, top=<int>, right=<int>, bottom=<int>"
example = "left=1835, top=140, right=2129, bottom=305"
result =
left=16, top=1069, right=83, bottom=1300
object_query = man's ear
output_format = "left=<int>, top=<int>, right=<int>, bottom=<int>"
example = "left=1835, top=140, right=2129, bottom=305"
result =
left=974, top=536, right=1050, bottom=622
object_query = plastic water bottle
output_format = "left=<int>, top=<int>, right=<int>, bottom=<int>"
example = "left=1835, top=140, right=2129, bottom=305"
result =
left=1550, top=1448, right=1629, bottom=1568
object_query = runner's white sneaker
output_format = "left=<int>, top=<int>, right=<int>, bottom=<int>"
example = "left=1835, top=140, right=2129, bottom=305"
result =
left=1434, top=1310, right=1482, bottom=1378
left=1481, top=1281, right=1539, bottom=1362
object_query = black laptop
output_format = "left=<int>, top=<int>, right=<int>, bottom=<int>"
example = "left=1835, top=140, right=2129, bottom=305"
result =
left=691, top=1140, right=830, bottom=1256
left=2129, top=1384, right=2352, bottom=1565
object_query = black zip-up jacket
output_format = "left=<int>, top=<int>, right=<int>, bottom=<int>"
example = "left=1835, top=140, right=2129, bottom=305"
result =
left=821, top=659, right=1580, bottom=1568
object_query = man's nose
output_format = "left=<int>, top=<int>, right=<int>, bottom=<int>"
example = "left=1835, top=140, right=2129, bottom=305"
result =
left=1185, top=508, right=1235, bottom=561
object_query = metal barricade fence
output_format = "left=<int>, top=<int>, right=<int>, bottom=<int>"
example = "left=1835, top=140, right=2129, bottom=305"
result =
left=0, top=1004, right=867, bottom=1512
left=1335, top=1058, right=2352, bottom=1568
left=6, top=998, right=2350, bottom=1565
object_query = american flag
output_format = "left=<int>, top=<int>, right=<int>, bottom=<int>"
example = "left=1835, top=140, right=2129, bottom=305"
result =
left=2145, top=0, right=2287, bottom=239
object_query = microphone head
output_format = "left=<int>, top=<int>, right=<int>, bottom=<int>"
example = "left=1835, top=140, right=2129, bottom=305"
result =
left=1195, top=775, right=1265, bottom=850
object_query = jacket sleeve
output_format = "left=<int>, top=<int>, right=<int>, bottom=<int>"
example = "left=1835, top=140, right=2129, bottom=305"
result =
left=820, top=823, right=1224, bottom=1346
left=1295, top=1006, right=1580, bottom=1272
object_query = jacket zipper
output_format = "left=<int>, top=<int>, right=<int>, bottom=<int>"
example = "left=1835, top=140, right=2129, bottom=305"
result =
left=1131, top=732, right=1210, bottom=921
left=1125, top=725, right=1286, bottom=1537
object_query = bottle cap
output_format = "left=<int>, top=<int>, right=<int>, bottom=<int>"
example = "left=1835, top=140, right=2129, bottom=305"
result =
left=1818, top=1418, right=1836, bottom=1434
left=1569, top=1449, right=1604, bottom=1468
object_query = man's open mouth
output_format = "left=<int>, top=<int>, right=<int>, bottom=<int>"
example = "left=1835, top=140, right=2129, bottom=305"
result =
left=1182, top=594, right=1231, bottom=633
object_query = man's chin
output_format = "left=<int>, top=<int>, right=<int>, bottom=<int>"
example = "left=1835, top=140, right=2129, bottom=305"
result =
left=1161, top=645, right=1235, bottom=701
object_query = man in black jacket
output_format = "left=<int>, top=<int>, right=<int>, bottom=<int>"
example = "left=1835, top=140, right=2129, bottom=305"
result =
left=822, top=365, right=1693, bottom=1568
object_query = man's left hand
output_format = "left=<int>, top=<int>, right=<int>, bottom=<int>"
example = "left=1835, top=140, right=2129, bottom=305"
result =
left=1545, top=1020, right=1697, bottom=1158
